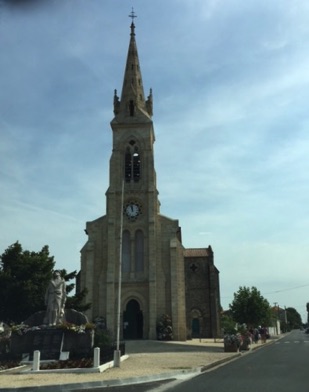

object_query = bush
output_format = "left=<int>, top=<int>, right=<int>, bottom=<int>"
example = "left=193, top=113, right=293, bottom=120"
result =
left=94, top=328, right=113, bottom=349
left=156, top=314, right=173, bottom=340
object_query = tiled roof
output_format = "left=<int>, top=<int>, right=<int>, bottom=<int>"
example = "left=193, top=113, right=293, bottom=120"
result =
left=184, top=248, right=210, bottom=257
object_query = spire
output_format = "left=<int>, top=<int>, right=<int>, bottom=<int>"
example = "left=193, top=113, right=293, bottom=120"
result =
left=113, top=9, right=153, bottom=119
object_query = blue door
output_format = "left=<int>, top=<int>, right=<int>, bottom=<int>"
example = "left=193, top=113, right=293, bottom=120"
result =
left=192, top=318, right=200, bottom=338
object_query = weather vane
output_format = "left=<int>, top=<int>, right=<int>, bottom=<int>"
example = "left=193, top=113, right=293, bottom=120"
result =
left=129, top=7, right=137, bottom=23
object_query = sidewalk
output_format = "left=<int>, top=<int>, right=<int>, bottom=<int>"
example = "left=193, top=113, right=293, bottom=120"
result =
left=0, top=338, right=273, bottom=391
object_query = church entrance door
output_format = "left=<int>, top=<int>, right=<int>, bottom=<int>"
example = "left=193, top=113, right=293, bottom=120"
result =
left=123, top=299, right=143, bottom=339
left=192, top=318, right=200, bottom=338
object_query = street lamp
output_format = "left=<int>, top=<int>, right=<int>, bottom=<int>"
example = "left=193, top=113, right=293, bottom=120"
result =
left=114, top=180, right=124, bottom=367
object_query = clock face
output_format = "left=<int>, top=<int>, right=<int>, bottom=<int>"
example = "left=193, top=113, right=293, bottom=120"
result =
left=126, top=203, right=139, bottom=217
left=124, top=201, right=142, bottom=221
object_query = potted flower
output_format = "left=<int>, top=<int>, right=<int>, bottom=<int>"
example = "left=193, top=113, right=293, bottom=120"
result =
left=240, top=329, right=252, bottom=350
left=223, top=325, right=242, bottom=352
left=224, top=333, right=242, bottom=352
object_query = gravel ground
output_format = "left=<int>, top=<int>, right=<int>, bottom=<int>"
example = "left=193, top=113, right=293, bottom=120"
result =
left=0, top=339, right=265, bottom=389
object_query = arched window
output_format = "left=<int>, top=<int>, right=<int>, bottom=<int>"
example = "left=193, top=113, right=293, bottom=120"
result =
left=135, top=230, right=144, bottom=272
left=122, top=230, right=131, bottom=273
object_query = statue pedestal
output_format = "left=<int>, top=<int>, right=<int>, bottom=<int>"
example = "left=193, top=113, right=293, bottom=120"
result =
left=10, top=309, right=94, bottom=360
left=11, top=329, right=63, bottom=360
left=11, top=328, right=94, bottom=360
left=62, top=329, right=94, bottom=357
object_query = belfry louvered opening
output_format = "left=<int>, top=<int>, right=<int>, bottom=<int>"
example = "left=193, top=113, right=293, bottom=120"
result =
left=124, top=142, right=141, bottom=182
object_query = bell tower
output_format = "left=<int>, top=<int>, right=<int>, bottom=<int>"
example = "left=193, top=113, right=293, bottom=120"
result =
left=107, top=17, right=157, bottom=222
left=80, top=15, right=187, bottom=340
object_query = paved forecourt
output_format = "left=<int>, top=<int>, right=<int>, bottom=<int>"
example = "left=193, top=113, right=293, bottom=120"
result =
left=0, top=338, right=274, bottom=391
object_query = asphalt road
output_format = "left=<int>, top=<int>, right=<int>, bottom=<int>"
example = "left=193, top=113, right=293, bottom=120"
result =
left=156, top=330, right=308, bottom=392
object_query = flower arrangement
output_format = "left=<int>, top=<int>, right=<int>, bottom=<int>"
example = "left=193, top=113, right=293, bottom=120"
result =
left=0, top=324, right=11, bottom=355
left=58, top=321, right=95, bottom=333
left=10, top=323, right=32, bottom=335
left=241, top=330, right=252, bottom=345
left=156, top=314, right=173, bottom=341
left=10, top=322, right=95, bottom=335
left=224, top=333, right=242, bottom=347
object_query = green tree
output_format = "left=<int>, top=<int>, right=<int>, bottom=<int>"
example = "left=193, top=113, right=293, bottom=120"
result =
left=221, top=312, right=237, bottom=334
left=59, top=269, right=91, bottom=313
left=0, top=242, right=91, bottom=323
left=0, top=242, right=55, bottom=323
left=230, top=286, right=272, bottom=327
left=286, top=307, right=302, bottom=330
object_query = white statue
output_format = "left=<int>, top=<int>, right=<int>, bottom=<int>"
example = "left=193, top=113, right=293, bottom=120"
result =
left=44, top=270, right=66, bottom=326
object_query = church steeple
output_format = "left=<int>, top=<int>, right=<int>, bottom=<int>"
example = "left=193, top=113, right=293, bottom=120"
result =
left=113, top=10, right=153, bottom=119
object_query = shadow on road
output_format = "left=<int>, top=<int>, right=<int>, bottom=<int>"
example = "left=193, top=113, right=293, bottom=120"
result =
left=125, top=339, right=224, bottom=354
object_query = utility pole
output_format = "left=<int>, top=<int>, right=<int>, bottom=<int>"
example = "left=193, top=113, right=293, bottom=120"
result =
left=274, top=302, right=279, bottom=335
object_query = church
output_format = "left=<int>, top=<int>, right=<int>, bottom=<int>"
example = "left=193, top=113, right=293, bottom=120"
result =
left=78, top=17, right=221, bottom=341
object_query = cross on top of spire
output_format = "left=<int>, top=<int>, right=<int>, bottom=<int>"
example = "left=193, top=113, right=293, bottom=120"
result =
left=129, top=7, right=137, bottom=23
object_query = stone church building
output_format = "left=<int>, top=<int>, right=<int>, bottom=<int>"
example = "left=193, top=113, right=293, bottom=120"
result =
left=78, top=19, right=221, bottom=340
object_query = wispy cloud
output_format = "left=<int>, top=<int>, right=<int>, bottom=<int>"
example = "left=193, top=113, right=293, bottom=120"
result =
left=0, top=0, right=308, bottom=320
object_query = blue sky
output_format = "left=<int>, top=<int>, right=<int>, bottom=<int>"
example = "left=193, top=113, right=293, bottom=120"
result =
left=0, top=0, right=308, bottom=323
